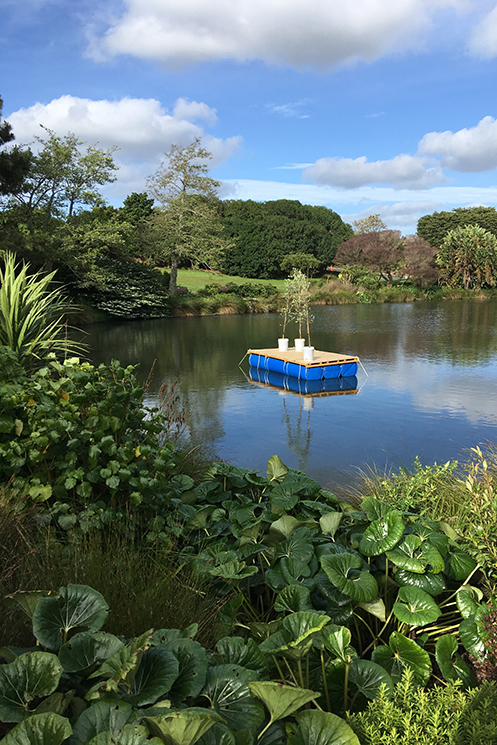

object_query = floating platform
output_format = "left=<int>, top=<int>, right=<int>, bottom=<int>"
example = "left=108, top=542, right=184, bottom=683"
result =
left=247, top=348, right=359, bottom=381
left=248, top=367, right=358, bottom=397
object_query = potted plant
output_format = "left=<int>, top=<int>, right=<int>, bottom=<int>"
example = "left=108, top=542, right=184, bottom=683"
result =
left=278, top=289, right=290, bottom=351
left=286, top=269, right=312, bottom=353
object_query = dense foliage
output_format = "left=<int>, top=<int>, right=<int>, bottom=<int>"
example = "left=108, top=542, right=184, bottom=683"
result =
left=436, top=225, right=497, bottom=289
left=418, top=206, right=497, bottom=248
left=219, top=200, right=353, bottom=279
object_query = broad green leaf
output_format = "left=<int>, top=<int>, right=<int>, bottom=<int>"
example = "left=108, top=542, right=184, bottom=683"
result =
left=459, top=615, right=486, bottom=658
left=418, top=543, right=445, bottom=574
left=214, top=637, right=267, bottom=675
left=456, top=586, right=483, bottom=619
left=312, top=574, right=354, bottom=624
left=270, top=482, right=300, bottom=511
left=359, top=510, right=405, bottom=556
left=267, top=455, right=288, bottom=483
left=393, top=586, right=441, bottom=627
left=445, top=549, right=477, bottom=581
left=269, top=515, right=302, bottom=541
left=122, top=646, right=180, bottom=706
left=371, top=631, right=431, bottom=685
left=275, top=585, right=313, bottom=613
left=248, top=681, right=320, bottom=724
left=165, top=639, right=208, bottom=705
left=0, top=652, right=62, bottom=723
left=4, top=591, right=49, bottom=620
left=32, top=584, right=109, bottom=651
left=319, top=512, right=342, bottom=538
left=320, top=553, right=378, bottom=603
left=87, top=630, right=152, bottom=699
left=326, top=660, right=394, bottom=714
left=184, top=506, right=217, bottom=530
left=259, top=612, right=330, bottom=660
left=145, top=709, right=223, bottom=745
left=86, top=724, right=162, bottom=745
left=394, top=569, right=445, bottom=597
left=1, top=713, right=72, bottom=745
left=201, top=664, right=265, bottom=732
left=321, top=626, right=352, bottom=661
left=197, top=722, right=236, bottom=745
left=360, top=497, right=394, bottom=521
left=275, top=530, right=314, bottom=564
left=71, top=700, right=136, bottom=745
left=386, top=535, right=424, bottom=572
left=59, top=631, right=123, bottom=673
left=357, top=597, right=387, bottom=622
left=435, top=634, right=476, bottom=688
left=287, top=709, right=360, bottom=745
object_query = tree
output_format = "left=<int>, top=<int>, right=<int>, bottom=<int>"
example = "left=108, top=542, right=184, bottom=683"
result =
left=220, top=200, right=352, bottom=278
left=334, top=230, right=403, bottom=285
left=436, top=225, right=497, bottom=289
left=417, top=206, right=497, bottom=248
left=120, top=192, right=154, bottom=224
left=402, top=235, right=439, bottom=286
left=0, top=96, right=32, bottom=196
left=280, top=252, right=321, bottom=277
left=9, top=128, right=118, bottom=234
left=352, top=213, right=387, bottom=234
left=146, top=138, right=226, bottom=295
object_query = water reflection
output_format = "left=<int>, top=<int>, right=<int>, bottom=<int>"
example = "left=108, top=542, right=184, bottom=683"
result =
left=85, top=300, right=497, bottom=487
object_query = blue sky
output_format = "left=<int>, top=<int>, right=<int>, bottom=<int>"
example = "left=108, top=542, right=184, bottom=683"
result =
left=3, top=0, right=497, bottom=233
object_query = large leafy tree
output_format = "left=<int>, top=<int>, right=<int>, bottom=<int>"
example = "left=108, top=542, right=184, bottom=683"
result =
left=146, top=138, right=226, bottom=294
left=436, top=224, right=497, bottom=289
left=334, top=230, right=403, bottom=285
left=418, top=206, right=497, bottom=248
left=8, top=127, right=118, bottom=234
left=220, top=199, right=352, bottom=278
left=353, top=213, right=387, bottom=234
left=0, top=96, right=32, bottom=197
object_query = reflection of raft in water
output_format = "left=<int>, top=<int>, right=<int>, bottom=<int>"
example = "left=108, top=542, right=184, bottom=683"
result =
left=249, top=367, right=358, bottom=397
left=248, top=348, right=359, bottom=381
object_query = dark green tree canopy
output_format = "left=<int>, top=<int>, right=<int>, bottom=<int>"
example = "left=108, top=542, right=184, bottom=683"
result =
left=418, top=206, right=497, bottom=248
left=0, top=96, right=32, bottom=196
left=120, top=192, right=154, bottom=225
left=219, top=199, right=352, bottom=279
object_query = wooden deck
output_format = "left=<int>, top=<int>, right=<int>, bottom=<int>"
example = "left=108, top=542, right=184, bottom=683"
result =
left=247, top=348, right=359, bottom=369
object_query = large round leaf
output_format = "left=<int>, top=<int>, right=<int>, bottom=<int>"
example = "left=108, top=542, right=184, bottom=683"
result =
left=287, top=708, right=360, bottom=745
left=393, top=586, right=441, bottom=627
left=445, top=549, right=477, bottom=581
left=1, top=713, right=72, bottom=745
left=359, top=510, right=405, bottom=556
left=275, top=585, right=313, bottom=614
left=0, top=652, right=62, bottom=722
left=59, top=632, right=123, bottom=673
left=214, top=637, right=267, bottom=676
left=71, top=700, right=135, bottom=745
left=196, top=722, right=236, bottom=745
left=32, top=585, right=109, bottom=651
left=371, top=631, right=431, bottom=685
left=435, top=634, right=476, bottom=688
left=360, top=497, right=393, bottom=522
left=312, top=575, right=354, bottom=624
left=201, top=664, right=265, bottom=732
left=122, top=646, right=180, bottom=706
left=456, top=586, right=483, bottom=619
left=385, top=535, right=424, bottom=572
left=86, top=724, right=160, bottom=745
left=166, top=639, right=208, bottom=705
left=259, top=612, right=330, bottom=660
left=326, top=660, right=394, bottom=714
left=144, top=708, right=223, bottom=745
left=394, top=569, right=445, bottom=597
left=320, top=554, right=378, bottom=603
left=275, top=530, right=314, bottom=565
left=248, top=681, right=320, bottom=725
left=459, top=614, right=486, bottom=658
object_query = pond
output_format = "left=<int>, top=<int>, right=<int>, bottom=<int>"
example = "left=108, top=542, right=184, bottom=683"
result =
left=85, top=299, right=497, bottom=490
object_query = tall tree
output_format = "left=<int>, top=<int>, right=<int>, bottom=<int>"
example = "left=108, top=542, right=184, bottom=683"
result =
left=418, top=206, right=497, bottom=248
left=353, top=213, right=387, bottom=234
left=0, top=96, right=32, bottom=196
left=146, top=138, right=226, bottom=294
left=9, top=127, right=118, bottom=233
left=436, top=225, right=497, bottom=289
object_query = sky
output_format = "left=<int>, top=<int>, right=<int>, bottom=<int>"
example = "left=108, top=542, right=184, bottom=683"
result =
left=3, top=0, right=497, bottom=234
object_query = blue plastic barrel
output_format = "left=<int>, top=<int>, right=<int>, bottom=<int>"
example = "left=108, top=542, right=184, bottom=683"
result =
left=341, top=362, right=358, bottom=377
left=323, top=364, right=342, bottom=379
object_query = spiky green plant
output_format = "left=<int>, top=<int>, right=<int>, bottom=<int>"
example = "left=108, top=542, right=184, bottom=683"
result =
left=0, top=252, right=86, bottom=364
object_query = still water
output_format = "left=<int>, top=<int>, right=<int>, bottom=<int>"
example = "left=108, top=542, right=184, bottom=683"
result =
left=85, top=300, right=497, bottom=490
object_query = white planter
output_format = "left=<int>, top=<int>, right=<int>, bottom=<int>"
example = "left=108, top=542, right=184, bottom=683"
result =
left=303, top=346, right=315, bottom=361
left=278, top=337, right=289, bottom=352
left=294, top=338, right=306, bottom=352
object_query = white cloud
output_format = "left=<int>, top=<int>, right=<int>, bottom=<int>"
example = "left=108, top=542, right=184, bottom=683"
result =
left=467, top=3, right=497, bottom=58
left=7, top=95, right=242, bottom=200
left=302, top=154, right=445, bottom=189
left=418, top=115, right=497, bottom=172
left=342, top=202, right=437, bottom=230
left=266, top=100, right=311, bottom=119
left=88, top=0, right=465, bottom=70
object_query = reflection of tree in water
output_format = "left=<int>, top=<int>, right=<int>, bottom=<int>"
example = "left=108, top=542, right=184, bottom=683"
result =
left=281, top=395, right=313, bottom=472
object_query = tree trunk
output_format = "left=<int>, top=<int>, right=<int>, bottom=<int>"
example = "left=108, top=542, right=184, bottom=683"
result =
left=168, top=254, right=179, bottom=295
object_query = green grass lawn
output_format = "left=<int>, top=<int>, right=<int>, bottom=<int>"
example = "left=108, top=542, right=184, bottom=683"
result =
left=175, top=269, right=321, bottom=292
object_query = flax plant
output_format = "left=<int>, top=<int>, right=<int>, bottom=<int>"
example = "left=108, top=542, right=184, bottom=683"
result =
left=0, top=252, right=86, bottom=365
